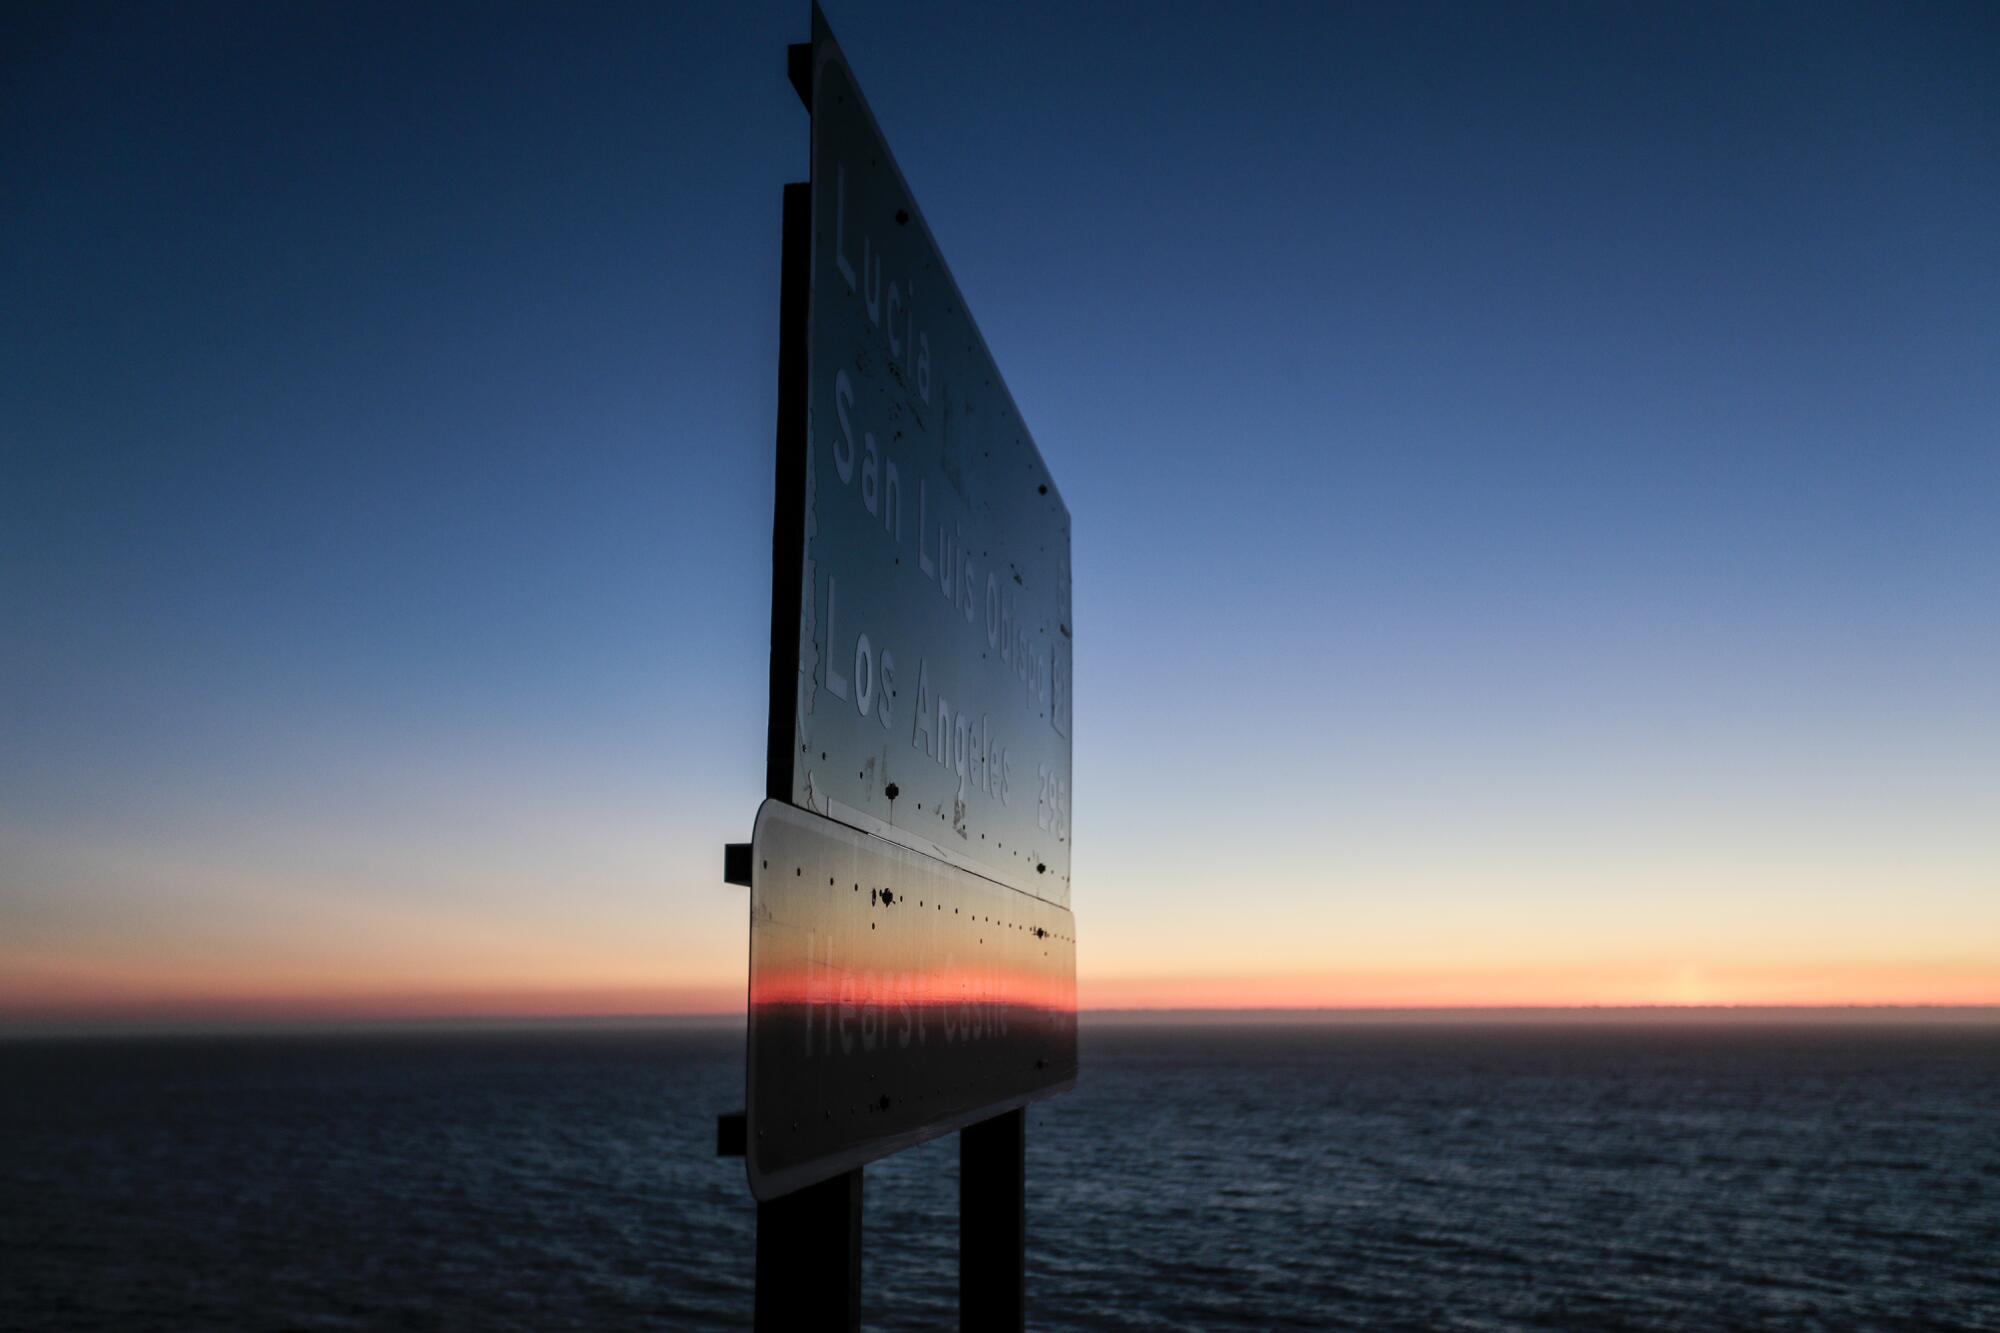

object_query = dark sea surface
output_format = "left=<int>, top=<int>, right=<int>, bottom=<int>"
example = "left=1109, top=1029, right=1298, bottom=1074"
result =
left=3, top=1021, right=1997, bottom=1331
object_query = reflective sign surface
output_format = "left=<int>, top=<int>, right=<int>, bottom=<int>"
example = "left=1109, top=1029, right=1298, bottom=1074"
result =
left=746, top=800, right=1077, bottom=1201
left=748, top=5, right=1078, bottom=1201
left=776, top=5, right=1073, bottom=908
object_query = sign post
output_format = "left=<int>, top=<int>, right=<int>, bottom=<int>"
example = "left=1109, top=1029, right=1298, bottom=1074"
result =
left=753, top=1167, right=862, bottom=1332
left=729, top=4, right=1079, bottom=1327
left=961, top=1107, right=1027, bottom=1330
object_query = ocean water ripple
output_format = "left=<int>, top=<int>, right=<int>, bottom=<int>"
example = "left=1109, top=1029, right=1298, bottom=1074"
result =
left=3, top=1023, right=1996, bottom=1330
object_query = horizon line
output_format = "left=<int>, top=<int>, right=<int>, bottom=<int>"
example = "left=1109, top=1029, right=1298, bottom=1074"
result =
left=6, top=1001, right=2000, bottom=1040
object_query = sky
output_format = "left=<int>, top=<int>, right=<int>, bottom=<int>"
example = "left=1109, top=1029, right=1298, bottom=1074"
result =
left=3, top=1, right=1997, bottom=1028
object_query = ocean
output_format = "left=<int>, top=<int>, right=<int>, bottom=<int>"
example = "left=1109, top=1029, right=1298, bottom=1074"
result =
left=3, top=1021, right=1996, bottom=1330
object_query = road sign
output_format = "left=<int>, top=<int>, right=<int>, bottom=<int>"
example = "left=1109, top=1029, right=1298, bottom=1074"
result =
left=746, top=4, right=1077, bottom=1202
left=745, top=800, right=1076, bottom=1198
left=770, top=7, right=1073, bottom=907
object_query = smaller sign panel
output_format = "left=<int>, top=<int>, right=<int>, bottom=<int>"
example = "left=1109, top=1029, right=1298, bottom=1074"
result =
left=747, top=799, right=1078, bottom=1201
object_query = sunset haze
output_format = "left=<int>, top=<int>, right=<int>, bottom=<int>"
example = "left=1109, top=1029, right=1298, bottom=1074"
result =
left=5, top=1, right=1996, bottom=1030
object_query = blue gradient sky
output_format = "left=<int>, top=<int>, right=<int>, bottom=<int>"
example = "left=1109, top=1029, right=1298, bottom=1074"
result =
left=4, top=1, right=1996, bottom=1023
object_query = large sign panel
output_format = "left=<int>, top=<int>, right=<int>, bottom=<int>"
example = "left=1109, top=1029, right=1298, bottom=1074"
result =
left=775, top=7, right=1072, bottom=908
left=746, top=5, right=1077, bottom=1201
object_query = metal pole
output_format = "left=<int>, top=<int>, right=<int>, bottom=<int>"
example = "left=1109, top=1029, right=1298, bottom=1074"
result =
left=754, top=1167, right=862, bottom=1332
left=960, top=1108, right=1026, bottom=1332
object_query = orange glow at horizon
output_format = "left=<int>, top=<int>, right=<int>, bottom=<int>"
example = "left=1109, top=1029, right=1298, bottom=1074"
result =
left=1078, top=964, right=2000, bottom=1011
left=7, top=955, right=2000, bottom=1028
left=0, top=944, right=750, bottom=1025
